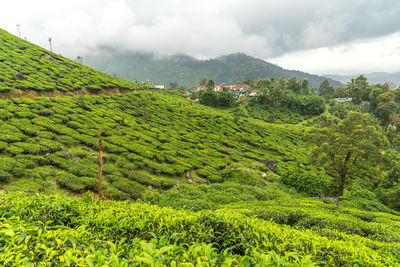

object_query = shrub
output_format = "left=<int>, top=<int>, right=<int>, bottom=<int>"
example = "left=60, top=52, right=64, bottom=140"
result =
left=112, top=178, right=144, bottom=199
left=281, top=168, right=334, bottom=196
left=0, top=141, right=7, bottom=151
left=0, top=170, right=11, bottom=183
left=56, top=173, right=97, bottom=192
left=220, top=164, right=265, bottom=186
left=103, top=186, right=130, bottom=200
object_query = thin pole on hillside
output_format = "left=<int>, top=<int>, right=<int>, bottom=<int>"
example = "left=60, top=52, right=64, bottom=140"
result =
left=48, top=37, right=52, bottom=52
left=97, top=133, right=104, bottom=200
left=16, top=24, right=21, bottom=38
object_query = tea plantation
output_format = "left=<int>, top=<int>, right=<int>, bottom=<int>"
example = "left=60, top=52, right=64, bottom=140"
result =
left=0, top=91, right=314, bottom=200
left=1, top=27, right=400, bottom=266
left=0, top=29, right=146, bottom=94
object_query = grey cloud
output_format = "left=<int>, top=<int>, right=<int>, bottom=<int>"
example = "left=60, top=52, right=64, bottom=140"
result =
left=2, top=0, right=400, bottom=59
left=226, top=0, right=400, bottom=55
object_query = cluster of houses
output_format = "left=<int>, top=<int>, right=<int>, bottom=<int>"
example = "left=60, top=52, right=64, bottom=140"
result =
left=187, top=84, right=260, bottom=97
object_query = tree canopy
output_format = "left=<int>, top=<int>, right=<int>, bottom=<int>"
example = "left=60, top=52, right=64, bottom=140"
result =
left=305, top=112, right=387, bottom=196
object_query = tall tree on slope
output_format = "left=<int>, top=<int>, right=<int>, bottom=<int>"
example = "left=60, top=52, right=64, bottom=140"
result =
left=305, top=112, right=387, bottom=196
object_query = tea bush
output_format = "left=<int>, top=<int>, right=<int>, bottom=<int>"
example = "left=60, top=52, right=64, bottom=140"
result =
left=281, top=168, right=335, bottom=196
left=146, top=182, right=292, bottom=211
left=0, top=192, right=399, bottom=265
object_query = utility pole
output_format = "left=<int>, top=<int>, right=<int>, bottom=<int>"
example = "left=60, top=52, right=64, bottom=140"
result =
left=16, top=24, right=21, bottom=38
left=48, top=37, right=52, bottom=52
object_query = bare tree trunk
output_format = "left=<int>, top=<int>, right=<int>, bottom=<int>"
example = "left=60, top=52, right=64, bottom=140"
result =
left=97, top=133, right=104, bottom=200
left=339, top=184, right=344, bottom=196
left=339, top=175, right=346, bottom=196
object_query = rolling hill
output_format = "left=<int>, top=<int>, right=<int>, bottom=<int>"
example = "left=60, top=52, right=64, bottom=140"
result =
left=0, top=91, right=311, bottom=199
left=85, top=50, right=336, bottom=88
left=0, top=29, right=147, bottom=96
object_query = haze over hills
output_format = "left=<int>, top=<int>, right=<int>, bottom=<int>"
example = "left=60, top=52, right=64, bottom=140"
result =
left=324, top=72, right=400, bottom=88
left=85, top=50, right=336, bottom=88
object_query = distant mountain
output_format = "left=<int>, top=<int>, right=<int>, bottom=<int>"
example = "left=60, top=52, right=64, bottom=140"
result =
left=85, top=51, right=335, bottom=88
left=324, top=72, right=400, bottom=88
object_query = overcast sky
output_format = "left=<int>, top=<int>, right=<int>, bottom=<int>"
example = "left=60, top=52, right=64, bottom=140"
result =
left=2, top=0, right=400, bottom=75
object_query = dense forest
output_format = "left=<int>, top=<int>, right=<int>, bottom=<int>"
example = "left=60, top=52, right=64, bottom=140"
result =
left=0, top=27, right=400, bottom=265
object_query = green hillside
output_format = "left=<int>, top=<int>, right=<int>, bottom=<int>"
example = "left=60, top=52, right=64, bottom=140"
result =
left=85, top=51, right=337, bottom=88
left=0, top=91, right=313, bottom=199
left=1, top=27, right=400, bottom=266
left=0, top=29, right=145, bottom=95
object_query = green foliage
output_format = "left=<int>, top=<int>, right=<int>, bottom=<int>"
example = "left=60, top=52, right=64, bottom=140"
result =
left=146, top=182, right=289, bottom=211
left=56, top=172, right=97, bottom=193
left=112, top=177, right=144, bottom=199
left=253, top=78, right=326, bottom=116
left=281, top=168, right=334, bottom=196
left=225, top=196, right=400, bottom=243
left=0, top=192, right=398, bottom=266
left=220, top=163, right=266, bottom=186
left=0, top=91, right=312, bottom=198
left=305, top=112, right=387, bottom=196
left=375, top=164, right=400, bottom=210
left=233, top=103, right=309, bottom=124
left=0, top=170, right=11, bottom=182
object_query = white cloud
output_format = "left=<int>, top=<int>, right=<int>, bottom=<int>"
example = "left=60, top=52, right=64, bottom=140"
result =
left=268, top=32, right=400, bottom=74
left=1, top=0, right=400, bottom=73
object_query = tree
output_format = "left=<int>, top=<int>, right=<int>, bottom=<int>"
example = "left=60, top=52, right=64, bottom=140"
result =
left=216, top=91, right=234, bottom=107
left=347, top=75, right=369, bottom=104
left=286, top=77, right=301, bottom=93
left=206, top=79, right=215, bottom=90
left=334, top=87, right=349, bottom=98
left=375, top=91, right=399, bottom=124
left=368, top=86, right=384, bottom=110
left=319, top=79, right=334, bottom=98
left=198, top=88, right=216, bottom=106
left=199, top=76, right=207, bottom=87
left=305, top=112, right=387, bottom=196
left=302, top=78, right=309, bottom=92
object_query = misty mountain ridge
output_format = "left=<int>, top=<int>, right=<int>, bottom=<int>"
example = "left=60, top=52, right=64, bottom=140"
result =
left=324, top=72, right=400, bottom=88
left=85, top=50, right=336, bottom=88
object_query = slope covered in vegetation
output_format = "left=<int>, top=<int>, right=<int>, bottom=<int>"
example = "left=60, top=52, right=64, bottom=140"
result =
left=0, top=91, right=315, bottom=199
left=0, top=29, right=145, bottom=95
left=0, top=192, right=399, bottom=266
